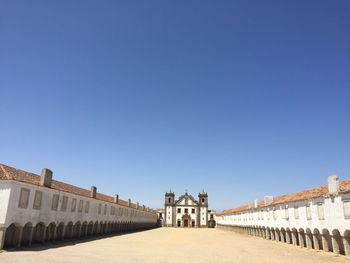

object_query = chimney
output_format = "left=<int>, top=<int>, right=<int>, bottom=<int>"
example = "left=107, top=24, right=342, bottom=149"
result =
left=254, top=200, right=258, bottom=209
left=328, top=175, right=340, bottom=195
left=40, top=168, right=53, bottom=188
left=114, top=194, right=119, bottom=204
left=128, top=198, right=131, bottom=207
left=90, top=186, right=97, bottom=198
left=264, top=196, right=273, bottom=206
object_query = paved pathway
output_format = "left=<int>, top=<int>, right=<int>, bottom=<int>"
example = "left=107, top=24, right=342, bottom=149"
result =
left=0, top=228, right=348, bottom=262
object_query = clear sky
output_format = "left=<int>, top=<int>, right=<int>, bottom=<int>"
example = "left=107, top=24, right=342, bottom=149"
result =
left=1, top=1, right=349, bottom=211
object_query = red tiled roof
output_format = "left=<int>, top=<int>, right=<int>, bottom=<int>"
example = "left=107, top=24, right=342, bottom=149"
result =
left=0, top=163, right=146, bottom=209
left=218, top=179, right=350, bottom=216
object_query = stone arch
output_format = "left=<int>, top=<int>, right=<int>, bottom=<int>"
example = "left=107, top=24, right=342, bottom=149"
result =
left=322, top=229, right=333, bottom=252
left=93, top=221, right=99, bottom=235
left=332, top=229, right=345, bottom=255
left=56, top=223, right=64, bottom=241
left=298, top=228, right=306, bottom=248
left=81, top=221, right=88, bottom=237
left=87, top=221, right=94, bottom=236
left=32, top=222, right=45, bottom=244
left=305, top=228, right=314, bottom=249
left=65, top=222, right=73, bottom=239
left=72, top=221, right=81, bottom=238
left=21, top=222, right=33, bottom=246
left=4, top=223, right=22, bottom=249
left=343, top=230, right=350, bottom=256
left=313, top=228, right=323, bottom=251
left=270, top=228, right=276, bottom=241
left=292, top=228, right=299, bottom=246
left=45, top=222, right=56, bottom=242
left=275, top=228, right=280, bottom=242
left=280, top=228, right=286, bottom=243
left=266, top=227, right=271, bottom=240
left=99, top=221, right=104, bottom=235
left=285, top=228, right=292, bottom=244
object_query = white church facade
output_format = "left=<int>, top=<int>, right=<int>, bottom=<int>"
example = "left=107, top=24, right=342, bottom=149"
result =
left=164, top=191, right=208, bottom=227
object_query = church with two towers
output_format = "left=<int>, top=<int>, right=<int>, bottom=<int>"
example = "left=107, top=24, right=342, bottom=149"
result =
left=164, top=191, right=209, bottom=227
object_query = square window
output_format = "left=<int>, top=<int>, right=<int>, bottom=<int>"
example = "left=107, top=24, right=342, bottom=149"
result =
left=177, top=208, right=181, bottom=213
left=33, top=190, right=42, bottom=210
left=192, top=209, right=195, bottom=214
left=185, top=208, right=188, bottom=214
left=18, top=188, right=30, bottom=209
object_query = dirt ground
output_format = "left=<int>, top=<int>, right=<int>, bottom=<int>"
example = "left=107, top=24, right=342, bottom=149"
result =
left=0, top=228, right=348, bottom=263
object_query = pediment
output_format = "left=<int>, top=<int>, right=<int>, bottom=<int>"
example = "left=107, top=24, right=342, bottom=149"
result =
left=175, top=193, right=199, bottom=205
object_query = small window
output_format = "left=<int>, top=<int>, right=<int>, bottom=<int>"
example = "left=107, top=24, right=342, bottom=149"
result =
left=294, top=206, right=299, bottom=219
left=202, top=198, right=205, bottom=203
left=85, top=201, right=90, bottom=213
left=185, top=208, right=188, bottom=214
left=192, top=208, right=195, bottom=214
left=273, top=208, right=277, bottom=220
left=168, top=197, right=171, bottom=203
left=317, top=203, right=324, bottom=220
left=177, top=208, right=181, bottom=213
left=98, top=203, right=102, bottom=214
left=343, top=201, right=350, bottom=219
left=71, top=198, right=77, bottom=212
left=306, top=204, right=312, bottom=220
left=18, top=188, right=30, bottom=209
left=33, top=190, right=43, bottom=210
left=284, top=206, right=289, bottom=220
left=51, top=194, right=59, bottom=211
left=104, top=204, right=107, bottom=215
left=61, top=196, right=68, bottom=211
left=78, top=200, right=83, bottom=212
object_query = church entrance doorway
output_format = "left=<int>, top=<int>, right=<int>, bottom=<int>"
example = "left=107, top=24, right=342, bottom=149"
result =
left=184, top=219, right=189, bottom=227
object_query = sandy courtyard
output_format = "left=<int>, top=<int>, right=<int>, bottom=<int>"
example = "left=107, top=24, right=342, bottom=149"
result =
left=0, top=228, right=348, bottom=263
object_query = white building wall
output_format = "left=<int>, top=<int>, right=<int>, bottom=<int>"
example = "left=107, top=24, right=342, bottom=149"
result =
left=216, top=193, right=350, bottom=234
left=1, top=180, right=157, bottom=228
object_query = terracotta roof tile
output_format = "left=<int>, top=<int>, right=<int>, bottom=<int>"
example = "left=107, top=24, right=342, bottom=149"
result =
left=0, top=163, right=144, bottom=209
left=218, top=179, right=350, bottom=216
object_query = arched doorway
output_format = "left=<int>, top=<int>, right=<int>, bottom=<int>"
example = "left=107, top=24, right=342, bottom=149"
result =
left=4, top=223, right=21, bottom=249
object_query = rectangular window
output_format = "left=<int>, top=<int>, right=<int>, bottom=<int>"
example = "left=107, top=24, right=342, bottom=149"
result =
left=33, top=190, right=42, bottom=210
left=78, top=200, right=83, bottom=212
left=111, top=206, right=115, bottom=215
left=273, top=208, right=277, bottom=220
left=185, top=208, right=188, bottom=214
left=104, top=204, right=107, bottom=215
left=18, top=188, right=30, bottom=209
left=98, top=203, right=102, bottom=214
left=306, top=204, right=312, bottom=220
left=317, top=203, right=325, bottom=220
left=51, top=194, right=59, bottom=211
left=71, top=198, right=77, bottom=212
left=177, top=208, right=181, bottom=213
left=61, top=196, right=68, bottom=211
left=343, top=201, right=350, bottom=219
left=294, top=206, right=299, bottom=219
left=85, top=201, right=90, bottom=213
left=284, top=207, right=289, bottom=219
left=192, top=208, right=195, bottom=214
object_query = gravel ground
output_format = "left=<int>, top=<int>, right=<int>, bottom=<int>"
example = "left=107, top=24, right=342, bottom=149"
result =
left=0, top=228, right=348, bottom=263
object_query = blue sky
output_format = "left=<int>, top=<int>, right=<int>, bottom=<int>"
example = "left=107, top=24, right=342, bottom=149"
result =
left=1, top=1, right=349, bottom=211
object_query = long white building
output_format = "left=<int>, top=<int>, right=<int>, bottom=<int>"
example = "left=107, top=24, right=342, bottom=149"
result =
left=216, top=175, right=350, bottom=256
left=0, top=163, right=158, bottom=250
